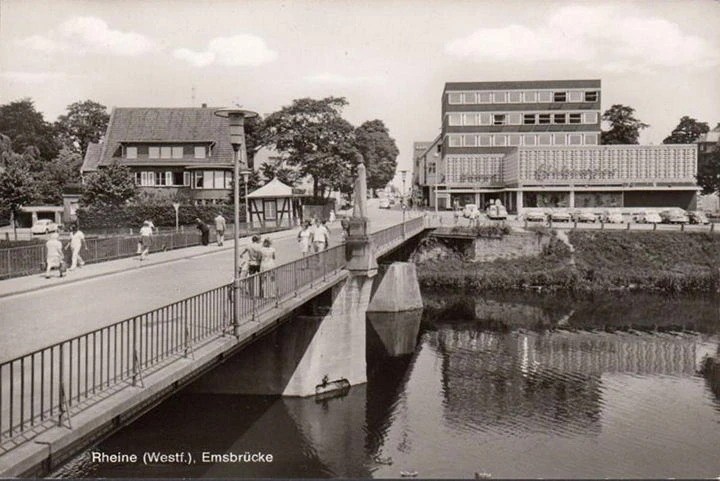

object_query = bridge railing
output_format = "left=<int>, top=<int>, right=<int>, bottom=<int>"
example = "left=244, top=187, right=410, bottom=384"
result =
left=0, top=217, right=424, bottom=446
left=0, top=223, right=287, bottom=281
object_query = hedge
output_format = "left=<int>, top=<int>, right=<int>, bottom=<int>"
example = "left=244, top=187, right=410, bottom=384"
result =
left=77, top=204, right=239, bottom=230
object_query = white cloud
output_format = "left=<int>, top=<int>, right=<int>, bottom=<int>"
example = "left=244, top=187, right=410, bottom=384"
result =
left=303, top=73, right=385, bottom=86
left=173, top=35, right=277, bottom=67
left=17, top=16, right=158, bottom=57
left=0, top=71, right=82, bottom=84
left=445, top=5, right=720, bottom=72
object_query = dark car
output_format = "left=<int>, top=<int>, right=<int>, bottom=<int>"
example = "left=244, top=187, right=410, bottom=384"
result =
left=687, top=211, right=709, bottom=225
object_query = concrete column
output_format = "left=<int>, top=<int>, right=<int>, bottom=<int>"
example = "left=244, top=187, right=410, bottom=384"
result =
left=569, top=190, right=575, bottom=208
left=516, top=190, right=524, bottom=216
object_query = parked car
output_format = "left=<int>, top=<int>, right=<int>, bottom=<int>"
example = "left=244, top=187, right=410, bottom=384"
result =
left=486, top=203, right=508, bottom=220
left=524, top=210, right=547, bottom=222
left=549, top=210, right=572, bottom=222
left=462, top=204, right=479, bottom=218
left=659, top=209, right=689, bottom=224
left=635, top=211, right=662, bottom=224
left=687, top=210, right=710, bottom=225
left=31, top=219, right=59, bottom=235
left=379, top=198, right=391, bottom=209
left=571, top=210, right=598, bottom=223
left=602, top=211, right=624, bottom=224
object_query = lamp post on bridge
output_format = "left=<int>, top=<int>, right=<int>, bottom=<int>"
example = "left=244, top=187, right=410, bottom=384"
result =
left=240, top=169, right=251, bottom=233
left=214, top=107, right=258, bottom=338
left=400, top=170, right=408, bottom=223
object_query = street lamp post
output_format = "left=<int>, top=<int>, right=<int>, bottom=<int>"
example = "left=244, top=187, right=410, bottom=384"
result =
left=214, top=107, right=258, bottom=338
left=400, top=170, right=408, bottom=223
left=241, top=170, right=251, bottom=233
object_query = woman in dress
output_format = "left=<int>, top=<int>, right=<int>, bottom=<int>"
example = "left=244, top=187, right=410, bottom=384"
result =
left=297, top=221, right=311, bottom=258
left=138, top=220, right=153, bottom=260
left=260, top=238, right=277, bottom=298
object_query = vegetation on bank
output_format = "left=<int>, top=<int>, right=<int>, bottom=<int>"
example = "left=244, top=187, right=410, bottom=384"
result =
left=416, top=230, right=720, bottom=294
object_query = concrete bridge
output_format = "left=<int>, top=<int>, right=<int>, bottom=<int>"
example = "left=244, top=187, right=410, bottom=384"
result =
left=0, top=198, right=431, bottom=476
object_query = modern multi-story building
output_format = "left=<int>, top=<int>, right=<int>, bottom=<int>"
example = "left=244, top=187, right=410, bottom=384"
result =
left=415, top=79, right=699, bottom=212
left=81, top=105, right=238, bottom=204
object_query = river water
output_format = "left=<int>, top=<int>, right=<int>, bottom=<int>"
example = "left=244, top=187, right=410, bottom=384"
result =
left=53, top=290, right=720, bottom=479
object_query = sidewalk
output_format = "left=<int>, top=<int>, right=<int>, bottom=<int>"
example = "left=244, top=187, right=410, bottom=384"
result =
left=0, top=227, right=302, bottom=299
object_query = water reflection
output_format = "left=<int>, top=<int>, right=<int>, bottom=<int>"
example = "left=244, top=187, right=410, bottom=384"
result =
left=53, top=291, right=720, bottom=479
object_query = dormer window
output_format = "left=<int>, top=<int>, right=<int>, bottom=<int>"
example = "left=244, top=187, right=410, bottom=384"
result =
left=126, top=146, right=137, bottom=159
left=194, top=146, right=206, bottom=159
left=149, top=147, right=160, bottom=159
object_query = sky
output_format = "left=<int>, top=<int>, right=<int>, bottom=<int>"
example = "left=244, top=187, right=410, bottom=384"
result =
left=1, top=0, right=719, bottom=184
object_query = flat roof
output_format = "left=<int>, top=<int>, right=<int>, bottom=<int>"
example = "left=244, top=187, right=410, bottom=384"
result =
left=444, top=79, right=601, bottom=91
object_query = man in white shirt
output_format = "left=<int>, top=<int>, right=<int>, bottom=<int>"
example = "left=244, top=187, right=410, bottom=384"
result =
left=311, top=219, right=330, bottom=252
left=214, top=213, right=227, bottom=246
left=65, top=225, right=87, bottom=271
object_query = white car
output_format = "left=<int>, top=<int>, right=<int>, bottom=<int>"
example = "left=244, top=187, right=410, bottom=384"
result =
left=379, top=198, right=391, bottom=209
left=524, top=210, right=547, bottom=222
left=602, top=211, right=624, bottom=223
left=636, top=211, right=662, bottom=224
left=462, top=204, right=479, bottom=218
left=549, top=210, right=572, bottom=222
left=31, top=219, right=59, bottom=234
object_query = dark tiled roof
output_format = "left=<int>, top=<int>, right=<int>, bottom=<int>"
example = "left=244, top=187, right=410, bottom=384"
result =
left=81, top=142, right=102, bottom=172
left=98, top=107, right=234, bottom=167
left=444, top=79, right=601, bottom=91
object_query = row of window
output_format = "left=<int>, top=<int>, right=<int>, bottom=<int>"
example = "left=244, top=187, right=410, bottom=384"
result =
left=447, top=90, right=599, bottom=105
left=134, top=170, right=231, bottom=189
left=125, top=145, right=208, bottom=160
left=447, top=111, right=599, bottom=127
left=447, top=132, right=599, bottom=148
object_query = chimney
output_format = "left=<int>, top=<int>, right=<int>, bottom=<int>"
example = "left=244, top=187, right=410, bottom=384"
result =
left=201, top=103, right=207, bottom=108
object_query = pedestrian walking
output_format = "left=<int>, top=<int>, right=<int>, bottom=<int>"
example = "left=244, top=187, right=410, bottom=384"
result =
left=65, top=224, right=86, bottom=271
left=240, top=235, right=263, bottom=295
left=138, top=220, right=153, bottom=260
left=260, top=238, right=277, bottom=298
left=214, top=212, right=226, bottom=246
left=298, top=221, right=312, bottom=257
left=45, top=233, right=66, bottom=278
left=196, top=218, right=210, bottom=246
left=329, top=210, right=336, bottom=223
left=311, top=218, right=330, bottom=253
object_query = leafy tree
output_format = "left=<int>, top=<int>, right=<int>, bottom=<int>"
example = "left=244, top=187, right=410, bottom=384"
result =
left=0, top=98, right=59, bottom=162
left=0, top=136, right=39, bottom=238
left=601, top=104, right=649, bottom=145
left=259, top=156, right=303, bottom=187
left=242, top=115, right=269, bottom=169
left=80, top=163, right=138, bottom=206
left=697, top=150, right=720, bottom=195
left=663, top=116, right=709, bottom=144
left=353, top=120, right=399, bottom=191
left=35, top=146, right=83, bottom=204
left=55, top=100, right=109, bottom=156
left=263, top=97, right=357, bottom=199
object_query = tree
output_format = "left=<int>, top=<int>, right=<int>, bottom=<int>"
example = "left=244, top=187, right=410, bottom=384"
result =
left=0, top=136, right=39, bottom=238
left=80, top=163, right=138, bottom=206
left=662, top=116, right=710, bottom=144
left=353, top=120, right=399, bottom=191
left=55, top=100, right=109, bottom=156
left=259, top=156, right=303, bottom=187
left=35, top=146, right=83, bottom=204
left=263, top=97, right=357, bottom=200
left=0, top=98, right=59, bottom=162
left=601, top=104, right=649, bottom=145
left=697, top=150, right=720, bottom=195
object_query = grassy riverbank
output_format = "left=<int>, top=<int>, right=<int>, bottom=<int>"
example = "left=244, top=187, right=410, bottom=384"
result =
left=416, top=230, right=720, bottom=294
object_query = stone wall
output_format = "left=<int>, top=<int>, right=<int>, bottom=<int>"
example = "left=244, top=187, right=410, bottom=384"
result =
left=473, top=231, right=550, bottom=262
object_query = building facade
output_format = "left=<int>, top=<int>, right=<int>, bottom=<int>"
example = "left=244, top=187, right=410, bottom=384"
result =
left=82, top=106, right=238, bottom=204
left=415, top=79, right=699, bottom=212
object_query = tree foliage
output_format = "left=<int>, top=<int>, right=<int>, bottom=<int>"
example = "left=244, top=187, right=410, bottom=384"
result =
left=697, top=150, right=720, bottom=195
left=0, top=98, right=59, bottom=162
left=662, top=116, right=709, bottom=144
left=0, top=136, right=39, bottom=231
left=601, top=104, right=649, bottom=145
left=81, top=163, right=138, bottom=206
left=262, top=97, right=357, bottom=199
left=35, top=146, right=83, bottom=204
left=353, top=119, right=399, bottom=191
left=259, top=156, right=303, bottom=187
left=55, top=100, right=109, bottom=156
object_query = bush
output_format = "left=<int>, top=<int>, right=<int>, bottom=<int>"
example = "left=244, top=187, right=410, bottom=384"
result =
left=77, top=204, right=237, bottom=229
left=449, top=223, right=511, bottom=238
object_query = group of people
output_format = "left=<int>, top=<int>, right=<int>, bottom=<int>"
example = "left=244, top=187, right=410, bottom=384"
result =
left=297, top=218, right=331, bottom=257
left=44, top=224, right=87, bottom=278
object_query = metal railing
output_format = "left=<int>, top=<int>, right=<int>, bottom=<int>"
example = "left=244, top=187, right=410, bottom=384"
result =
left=0, top=223, right=288, bottom=281
left=0, top=217, right=424, bottom=445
